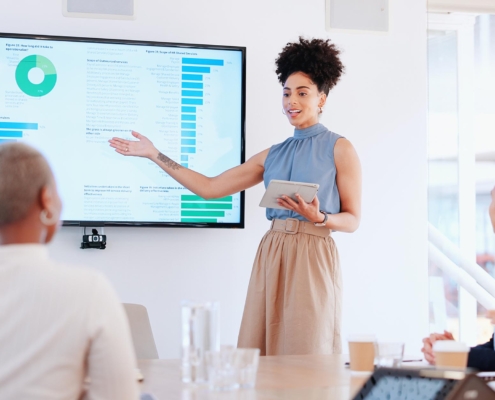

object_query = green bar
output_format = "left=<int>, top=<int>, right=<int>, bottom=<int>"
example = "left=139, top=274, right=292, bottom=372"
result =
left=181, top=218, right=218, bottom=223
left=181, top=210, right=225, bottom=217
left=181, top=195, right=233, bottom=202
left=181, top=202, right=232, bottom=210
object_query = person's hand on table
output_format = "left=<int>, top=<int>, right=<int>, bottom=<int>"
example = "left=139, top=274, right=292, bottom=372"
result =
left=277, top=193, right=325, bottom=224
left=486, top=309, right=495, bottom=324
left=421, top=330, right=455, bottom=365
left=109, top=131, right=157, bottom=159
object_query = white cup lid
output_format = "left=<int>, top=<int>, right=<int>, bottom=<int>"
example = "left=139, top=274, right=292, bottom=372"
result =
left=433, top=341, right=469, bottom=352
left=347, top=334, right=376, bottom=342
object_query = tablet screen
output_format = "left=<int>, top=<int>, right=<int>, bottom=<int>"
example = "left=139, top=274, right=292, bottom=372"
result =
left=363, top=376, right=451, bottom=399
left=353, top=368, right=459, bottom=400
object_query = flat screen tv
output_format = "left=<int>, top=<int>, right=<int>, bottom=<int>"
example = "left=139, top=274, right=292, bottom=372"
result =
left=0, top=33, right=246, bottom=228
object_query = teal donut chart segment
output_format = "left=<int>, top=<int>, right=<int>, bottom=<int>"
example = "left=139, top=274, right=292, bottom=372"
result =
left=15, top=55, right=57, bottom=97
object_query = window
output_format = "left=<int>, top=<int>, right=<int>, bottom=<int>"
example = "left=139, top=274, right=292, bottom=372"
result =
left=428, top=14, right=495, bottom=345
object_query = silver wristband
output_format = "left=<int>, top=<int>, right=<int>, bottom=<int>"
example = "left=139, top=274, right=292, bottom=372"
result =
left=314, top=210, right=328, bottom=227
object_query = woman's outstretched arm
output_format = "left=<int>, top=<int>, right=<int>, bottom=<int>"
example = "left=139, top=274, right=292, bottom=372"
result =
left=109, top=131, right=268, bottom=199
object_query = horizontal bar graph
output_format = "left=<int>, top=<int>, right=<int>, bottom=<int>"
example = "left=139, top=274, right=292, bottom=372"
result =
left=182, top=195, right=233, bottom=202
left=181, top=163, right=188, bottom=168
left=181, top=210, right=225, bottom=217
left=0, top=130, right=23, bottom=138
left=0, top=122, right=38, bottom=130
left=182, top=74, right=203, bottom=81
left=181, top=218, right=218, bottom=223
left=182, top=82, right=203, bottom=89
left=182, top=58, right=224, bottom=66
left=182, top=90, right=203, bottom=97
left=0, top=121, right=38, bottom=145
left=181, top=106, right=196, bottom=113
left=180, top=194, right=233, bottom=224
left=180, top=58, right=224, bottom=170
left=181, top=122, right=196, bottom=130
left=181, top=98, right=203, bottom=105
left=181, top=202, right=232, bottom=210
left=182, top=66, right=210, bottom=73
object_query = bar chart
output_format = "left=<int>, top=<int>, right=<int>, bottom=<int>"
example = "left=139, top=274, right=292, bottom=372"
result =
left=180, top=57, right=224, bottom=168
left=0, top=121, right=38, bottom=144
left=180, top=194, right=233, bottom=223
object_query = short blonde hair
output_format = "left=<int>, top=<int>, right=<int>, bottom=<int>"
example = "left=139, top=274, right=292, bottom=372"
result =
left=0, top=143, right=53, bottom=226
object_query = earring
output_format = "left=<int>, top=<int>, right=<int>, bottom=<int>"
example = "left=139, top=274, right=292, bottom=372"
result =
left=40, top=209, right=57, bottom=226
left=318, top=106, right=323, bottom=114
left=282, top=108, right=286, bottom=115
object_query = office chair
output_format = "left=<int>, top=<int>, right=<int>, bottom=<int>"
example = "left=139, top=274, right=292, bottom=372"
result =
left=122, top=303, right=159, bottom=359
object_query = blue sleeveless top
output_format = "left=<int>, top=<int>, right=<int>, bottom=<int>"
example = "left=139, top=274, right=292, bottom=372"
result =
left=263, top=123, right=343, bottom=222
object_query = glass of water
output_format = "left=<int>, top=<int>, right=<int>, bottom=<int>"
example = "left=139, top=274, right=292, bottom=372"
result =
left=235, top=348, right=260, bottom=389
left=374, top=342, right=405, bottom=368
left=205, top=347, right=239, bottom=391
left=181, top=300, right=220, bottom=384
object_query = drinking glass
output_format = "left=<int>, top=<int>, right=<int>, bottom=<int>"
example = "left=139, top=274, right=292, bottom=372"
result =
left=374, top=342, right=405, bottom=368
left=235, top=348, right=260, bottom=389
left=181, top=300, right=220, bottom=384
left=205, top=347, right=239, bottom=391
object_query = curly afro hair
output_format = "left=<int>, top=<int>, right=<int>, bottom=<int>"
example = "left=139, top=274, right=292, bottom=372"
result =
left=275, top=37, right=344, bottom=95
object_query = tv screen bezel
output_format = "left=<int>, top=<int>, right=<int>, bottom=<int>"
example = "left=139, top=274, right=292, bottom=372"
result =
left=0, top=32, right=246, bottom=229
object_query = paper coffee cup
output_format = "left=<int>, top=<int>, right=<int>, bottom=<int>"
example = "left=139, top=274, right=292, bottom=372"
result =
left=433, top=341, right=469, bottom=369
left=348, top=335, right=376, bottom=372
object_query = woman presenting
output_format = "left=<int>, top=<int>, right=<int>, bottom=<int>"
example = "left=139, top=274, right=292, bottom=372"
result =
left=109, top=37, right=361, bottom=355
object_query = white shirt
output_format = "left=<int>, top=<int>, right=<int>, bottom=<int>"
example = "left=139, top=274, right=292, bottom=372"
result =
left=0, top=244, right=140, bottom=400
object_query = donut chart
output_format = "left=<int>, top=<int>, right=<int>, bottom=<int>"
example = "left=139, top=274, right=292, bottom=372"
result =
left=15, top=55, right=57, bottom=97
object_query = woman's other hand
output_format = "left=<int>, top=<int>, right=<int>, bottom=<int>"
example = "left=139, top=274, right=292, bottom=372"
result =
left=420, top=330, right=455, bottom=365
left=277, top=193, right=323, bottom=223
left=486, top=309, right=495, bottom=324
left=109, top=131, right=157, bottom=159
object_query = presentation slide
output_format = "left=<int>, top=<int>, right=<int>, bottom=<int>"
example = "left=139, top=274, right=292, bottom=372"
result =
left=0, top=35, right=244, bottom=226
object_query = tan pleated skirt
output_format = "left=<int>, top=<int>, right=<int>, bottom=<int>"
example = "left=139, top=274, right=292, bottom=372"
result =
left=237, top=228, right=342, bottom=356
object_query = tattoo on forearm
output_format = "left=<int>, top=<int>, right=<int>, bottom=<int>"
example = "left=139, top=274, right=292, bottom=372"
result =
left=157, top=152, right=182, bottom=170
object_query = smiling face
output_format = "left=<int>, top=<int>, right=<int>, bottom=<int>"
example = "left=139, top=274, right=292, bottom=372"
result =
left=283, top=72, right=327, bottom=130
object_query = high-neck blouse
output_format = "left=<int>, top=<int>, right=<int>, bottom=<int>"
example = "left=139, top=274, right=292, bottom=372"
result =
left=263, top=123, right=343, bottom=222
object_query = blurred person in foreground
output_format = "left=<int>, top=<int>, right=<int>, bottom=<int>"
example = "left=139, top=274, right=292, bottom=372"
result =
left=421, top=186, right=495, bottom=371
left=0, top=143, right=139, bottom=399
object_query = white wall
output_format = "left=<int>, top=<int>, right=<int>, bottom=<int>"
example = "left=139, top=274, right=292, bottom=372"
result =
left=0, top=0, right=429, bottom=358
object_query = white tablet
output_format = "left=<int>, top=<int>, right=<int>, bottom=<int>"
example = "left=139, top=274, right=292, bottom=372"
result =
left=259, top=180, right=319, bottom=209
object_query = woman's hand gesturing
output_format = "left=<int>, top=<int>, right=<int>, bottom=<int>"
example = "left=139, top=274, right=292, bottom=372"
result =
left=109, top=131, right=157, bottom=159
left=277, top=193, right=324, bottom=224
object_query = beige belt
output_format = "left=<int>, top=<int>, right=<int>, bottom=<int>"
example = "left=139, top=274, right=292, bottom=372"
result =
left=270, top=218, right=331, bottom=237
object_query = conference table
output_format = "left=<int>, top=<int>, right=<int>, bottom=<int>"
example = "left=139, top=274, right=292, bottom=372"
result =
left=138, top=354, right=370, bottom=400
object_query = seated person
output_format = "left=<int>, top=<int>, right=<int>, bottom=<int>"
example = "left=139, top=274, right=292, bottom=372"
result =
left=421, top=186, right=495, bottom=371
left=0, top=143, right=139, bottom=399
